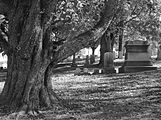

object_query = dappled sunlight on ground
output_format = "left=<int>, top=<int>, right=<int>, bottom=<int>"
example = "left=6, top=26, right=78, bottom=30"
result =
left=49, top=69, right=161, bottom=120
left=0, top=62, right=161, bottom=119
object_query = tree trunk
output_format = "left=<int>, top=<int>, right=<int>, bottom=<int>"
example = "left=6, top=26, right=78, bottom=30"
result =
left=72, top=53, right=76, bottom=64
left=90, top=47, right=96, bottom=64
left=0, top=0, right=59, bottom=113
left=118, top=22, right=124, bottom=59
left=71, top=53, right=77, bottom=67
left=0, top=0, right=118, bottom=113
left=99, top=32, right=112, bottom=67
left=110, top=33, right=115, bottom=51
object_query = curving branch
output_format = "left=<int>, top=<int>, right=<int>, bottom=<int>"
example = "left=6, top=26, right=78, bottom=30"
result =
left=0, top=0, right=10, bottom=15
left=124, top=6, right=145, bottom=25
left=55, top=0, right=118, bottom=63
left=94, top=0, right=117, bottom=29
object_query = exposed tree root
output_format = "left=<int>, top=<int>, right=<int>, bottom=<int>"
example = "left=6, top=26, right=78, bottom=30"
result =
left=3, top=110, right=45, bottom=120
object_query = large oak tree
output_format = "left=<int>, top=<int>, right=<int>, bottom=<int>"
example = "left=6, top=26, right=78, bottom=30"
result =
left=0, top=0, right=117, bottom=113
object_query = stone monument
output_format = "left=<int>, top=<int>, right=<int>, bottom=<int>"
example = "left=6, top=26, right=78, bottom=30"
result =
left=103, top=52, right=116, bottom=73
left=119, top=40, right=157, bottom=73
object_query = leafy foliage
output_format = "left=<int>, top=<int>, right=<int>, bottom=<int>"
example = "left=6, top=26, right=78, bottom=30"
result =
left=52, top=0, right=105, bottom=41
left=123, top=0, right=161, bottom=41
left=0, top=14, right=8, bottom=54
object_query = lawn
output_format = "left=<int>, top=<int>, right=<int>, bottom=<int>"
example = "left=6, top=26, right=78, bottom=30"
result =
left=0, top=69, right=161, bottom=120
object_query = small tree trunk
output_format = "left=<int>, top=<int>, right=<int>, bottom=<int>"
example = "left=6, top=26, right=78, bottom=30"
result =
left=91, top=47, right=95, bottom=56
left=72, top=53, right=76, bottom=64
left=90, top=47, right=96, bottom=64
left=118, top=22, right=124, bottom=59
left=110, top=33, right=115, bottom=51
left=118, top=34, right=123, bottom=59
left=71, top=53, right=77, bottom=67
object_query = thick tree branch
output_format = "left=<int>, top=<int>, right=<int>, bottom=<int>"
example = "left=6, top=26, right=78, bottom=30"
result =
left=0, top=0, right=10, bottom=15
left=55, top=0, right=117, bottom=62
left=94, top=0, right=117, bottom=29
left=124, top=4, right=145, bottom=25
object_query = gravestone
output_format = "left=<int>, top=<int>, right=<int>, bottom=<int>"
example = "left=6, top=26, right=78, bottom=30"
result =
left=84, top=55, right=89, bottom=67
left=74, top=68, right=82, bottom=75
left=93, top=69, right=99, bottom=74
left=103, top=52, right=116, bottom=73
left=113, top=51, right=116, bottom=60
left=83, top=68, right=89, bottom=73
left=157, top=45, right=161, bottom=60
left=92, top=68, right=103, bottom=74
left=71, top=63, right=77, bottom=68
left=74, top=68, right=90, bottom=75
left=83, top=68, right=91, bottom=75
left=119, top=40, right=157, bottom=73
left=90, top=55, right=95, bottom=64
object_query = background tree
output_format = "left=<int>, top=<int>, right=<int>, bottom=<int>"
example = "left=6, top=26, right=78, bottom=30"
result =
left=98, top=0, right=161, bottom=66
left=99, top=31, right=115, bottom=67
left=121, top=0, right=161, bottom=41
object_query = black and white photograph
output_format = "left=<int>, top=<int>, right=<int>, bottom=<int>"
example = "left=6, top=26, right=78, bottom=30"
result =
left=0, top=0, right=161, bottom=119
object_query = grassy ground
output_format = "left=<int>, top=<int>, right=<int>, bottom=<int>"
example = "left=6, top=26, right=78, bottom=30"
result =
left=0, top=62, right=161, bottom=119
left=50, top=69, right=161, bottom=120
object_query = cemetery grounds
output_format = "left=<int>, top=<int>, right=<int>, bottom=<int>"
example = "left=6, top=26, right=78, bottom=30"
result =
left=0, top=61, right=161, bottom=119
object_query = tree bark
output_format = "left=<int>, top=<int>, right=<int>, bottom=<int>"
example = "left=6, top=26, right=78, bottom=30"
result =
left=0, top=0, right=118, bottom=113
left=90, top=47, right=96, bottom=64
left=71, top=53, right=77, bottom=67
left=0, top=0, right=59, bottom=113
left=72, top=53, right=76, bottom=64
left=99, top=32, right=112, bottom=67
left=91, top=47, right=96, bottom=56
left=56, top=0, right=117, bottom=62
left=110, top=33, right=115, bottom=51
left=118, top=21, right=124, bottom=59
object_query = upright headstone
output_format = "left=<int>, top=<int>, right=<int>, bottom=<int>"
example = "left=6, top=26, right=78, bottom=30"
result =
left=90, top=55, right=95, bottom=64
left=103, top=52, right=116, bottom=73
left=74, top=68, right=82, bottom=76
left=84, top=55, right=89, bottom=67
left=119, top=40, right=157, bottom=73
left=83, top=68, right=89, bottom=73
left=118, top=51, right=123, bottom=59
left=157, top=45, right=161, bottom=60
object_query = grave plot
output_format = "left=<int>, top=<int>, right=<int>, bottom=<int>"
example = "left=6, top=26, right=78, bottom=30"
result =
left=119, top=40, right=157, bottom=73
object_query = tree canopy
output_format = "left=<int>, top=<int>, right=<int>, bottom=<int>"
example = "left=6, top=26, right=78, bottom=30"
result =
left=122, top=0, right=161, bottom=41
left=0, top=0, right=117, bottom=62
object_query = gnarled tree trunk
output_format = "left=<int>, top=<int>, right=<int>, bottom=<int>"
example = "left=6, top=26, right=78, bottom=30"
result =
left=0, top=0, right=58, bottom=113
left=0, top=0, right=118, bottom=113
